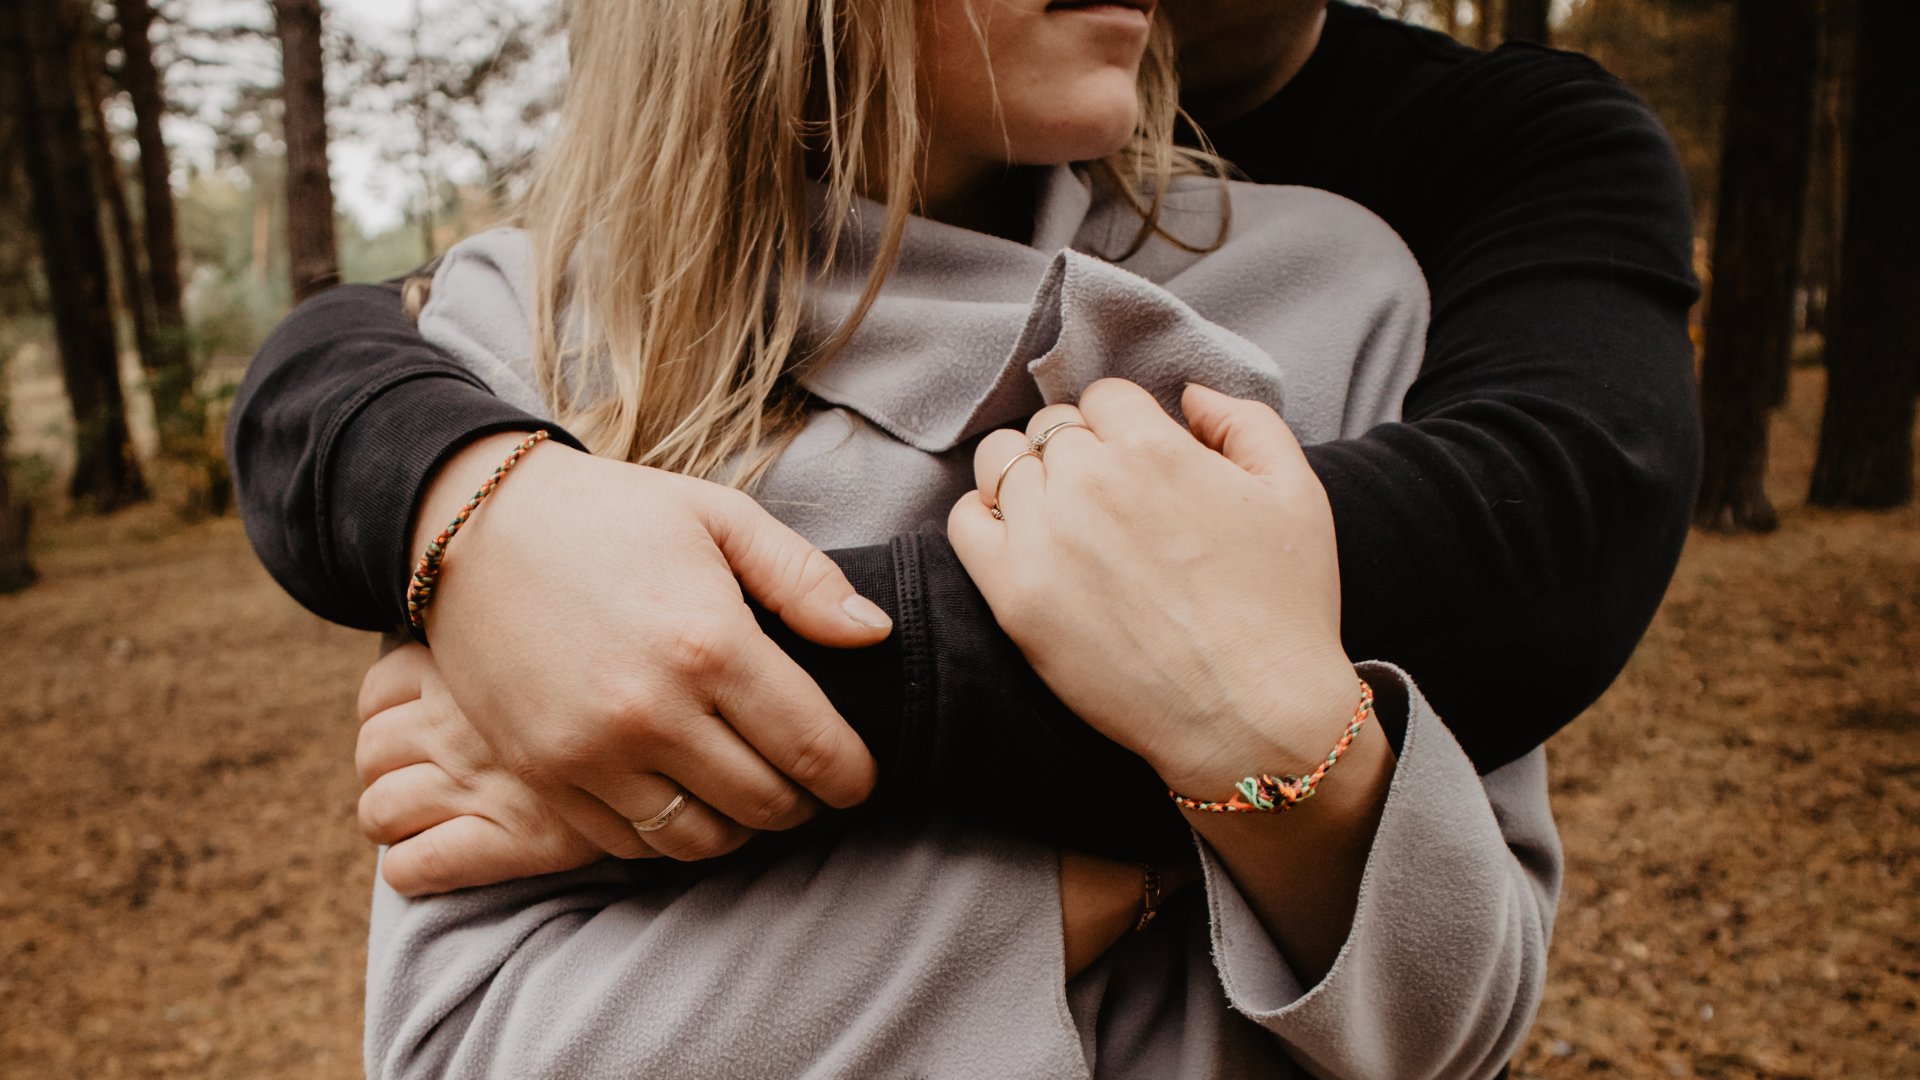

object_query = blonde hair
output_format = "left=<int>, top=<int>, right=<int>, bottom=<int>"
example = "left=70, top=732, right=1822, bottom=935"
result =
left=518, top=0, right=1218, bottom=484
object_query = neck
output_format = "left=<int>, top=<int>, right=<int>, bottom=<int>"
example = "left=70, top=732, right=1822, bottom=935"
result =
left=916, top=152, right=1036, bottom=240
left=1175, top=2, right=1328, bottom=128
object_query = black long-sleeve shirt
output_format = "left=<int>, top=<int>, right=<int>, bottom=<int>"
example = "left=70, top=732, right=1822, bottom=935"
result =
left=230, top=3, right=1699, bottom=859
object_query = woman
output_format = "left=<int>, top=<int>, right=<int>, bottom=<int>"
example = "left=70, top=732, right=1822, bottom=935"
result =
left=348, top=0, right=1557, bottom=1076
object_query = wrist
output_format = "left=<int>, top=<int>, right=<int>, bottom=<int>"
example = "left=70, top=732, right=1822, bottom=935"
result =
left=407, top=431, right=574, bottom=640
left=409, top=430, right=548, bottom=558
left=1153, top=649, right=1361, bottom=801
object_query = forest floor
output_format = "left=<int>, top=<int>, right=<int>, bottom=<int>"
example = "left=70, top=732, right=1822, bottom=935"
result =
left=0, top=369, right=1914, bottom=1079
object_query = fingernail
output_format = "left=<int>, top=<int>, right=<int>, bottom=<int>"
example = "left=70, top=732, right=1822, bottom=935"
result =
left=842, top=593, right=892, bottom=630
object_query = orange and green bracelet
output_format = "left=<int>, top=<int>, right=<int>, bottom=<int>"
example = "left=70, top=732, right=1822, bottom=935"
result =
left=1168, top=678, right=1375, bottom=814
left=405, top=430, right=549, bottom=638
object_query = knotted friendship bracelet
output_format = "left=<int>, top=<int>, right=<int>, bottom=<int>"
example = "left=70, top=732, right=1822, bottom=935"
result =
left=405, top=430, right=550, bottom=638
left=1169, top=678, right=1375, bottom=814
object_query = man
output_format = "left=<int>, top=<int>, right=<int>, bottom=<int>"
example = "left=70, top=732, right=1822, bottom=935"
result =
left=233, top=0, right=1695, bottom=882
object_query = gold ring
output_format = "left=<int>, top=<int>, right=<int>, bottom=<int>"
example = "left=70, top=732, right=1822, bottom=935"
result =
left=630, top=794, right=688, bottom=834
left=1028, top=420, right=1092, bottom=455
left=988, top=449, right=1042, bottom=521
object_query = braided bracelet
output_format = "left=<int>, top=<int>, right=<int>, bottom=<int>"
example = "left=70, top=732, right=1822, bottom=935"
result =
left=405, top=430, right=549, bottom=637
left=1132, top=863, right=1164, bottom=933
left=1168, top=678, right=1374, bottom=814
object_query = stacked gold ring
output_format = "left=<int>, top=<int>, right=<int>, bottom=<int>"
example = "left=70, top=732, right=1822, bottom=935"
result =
left=988, top=450, right=1041, bottom=521
left=1028, top=420, right=1092, bottom=454
left=988, top=421, right=1093, bottom=521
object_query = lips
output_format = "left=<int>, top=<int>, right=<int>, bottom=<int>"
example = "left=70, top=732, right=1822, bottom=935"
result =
left=1046, top=0, right=1156, bottom=14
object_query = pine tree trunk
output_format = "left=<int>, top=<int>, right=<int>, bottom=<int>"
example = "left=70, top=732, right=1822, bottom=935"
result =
left=1799, top=0, right=1856, bottom=342
left=0, top=370, right=37, bottom=594
left=1503, top=0, right=1549, bottom=43
left=117, top=0, right=201, bottom=456
left=5, top=0, right=148, bottom=512
left=0, top=69, right=33, bottom=590
left=1809, top=0, right=1920, bottom=508
left=79, top=33, right=159, bottom=384
left=273, top=0, right=339, bottom=302
left=1694, top=0, right=1820, bottom=532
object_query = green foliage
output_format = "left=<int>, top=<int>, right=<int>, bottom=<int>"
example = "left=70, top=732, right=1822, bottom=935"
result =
left=341, top=215, right=433, bottom=287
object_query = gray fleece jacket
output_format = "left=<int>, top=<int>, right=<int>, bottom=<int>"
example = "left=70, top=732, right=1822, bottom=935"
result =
left=371, top=166, right=1562, bottom=1079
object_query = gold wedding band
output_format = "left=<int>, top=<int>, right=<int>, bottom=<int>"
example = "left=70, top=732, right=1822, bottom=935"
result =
left=1028, top=420, right=1092, bottom=455
left=988, top=449, right=1042, bottom=521
left=631, top=794, right=688, bottom=834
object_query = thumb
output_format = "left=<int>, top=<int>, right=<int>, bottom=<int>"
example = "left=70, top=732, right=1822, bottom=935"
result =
left=693, top=486, right=893, bottom=647
left=1182, top=383, right=1303, bottom=479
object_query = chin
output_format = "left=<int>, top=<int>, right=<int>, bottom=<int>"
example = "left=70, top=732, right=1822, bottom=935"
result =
left=1010, top=96, right=1142, bottom=165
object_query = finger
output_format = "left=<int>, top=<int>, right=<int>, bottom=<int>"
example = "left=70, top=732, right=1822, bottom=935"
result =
left=355, top=699, right=437, bottom=787
left=591, top=774, right=754, bottom=862
left=359, top=761, right=466, bottom=845
left=1076, top=377, right=1186, bottom=441
left=382, top=815, right=578, bottom=897
left=947, top=488, right=1006, bottom=571
left=972, top=428, right=1045, bottom=521
left=357, top=643, right=433, bottom=722
left=1023, top=403, right=1099, bottom=461
left=706, top=632, right=877, bottom=812
left=1180, top=383, right=1303, bottom=478
left=536, top=781, right=667, bottom=861
left=689, top=481, right=893, bottom=648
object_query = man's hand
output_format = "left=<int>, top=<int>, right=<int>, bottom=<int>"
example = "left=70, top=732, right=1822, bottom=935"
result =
left=410, top=433, right=890, bottom=862
left=357, top=644, right=603, bottom=895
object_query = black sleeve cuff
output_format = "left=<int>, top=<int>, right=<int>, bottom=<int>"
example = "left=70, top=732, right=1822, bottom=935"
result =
left=320, top=370, right=586, bottom=634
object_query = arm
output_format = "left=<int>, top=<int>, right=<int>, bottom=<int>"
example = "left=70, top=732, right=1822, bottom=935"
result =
left=1196, top=671, right=1559, bottom=1080
left=1301, top=61, right=1701, bottom=769
left=949, top=382, right=1557, bottom=1078
left=234, top=283, right=892, bottom=864
left=232, top=66, right=1691, bottom=785
left=354, top=638, right=1182, bottom=982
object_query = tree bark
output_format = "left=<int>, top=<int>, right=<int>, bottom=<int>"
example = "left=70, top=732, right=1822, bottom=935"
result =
left=117, top=0, right=201, bottom=455
left=1799, top=0, right=1855, bottom=340
left=1693, top=0, right=1820, bottom=532
left=78, top=26, right=159, bottom=384
left=5, top=0, right=148, bottom=512
left=1502, top=0, right=1549, bottom=44
left=0, top=368, right=37, bottom=594
left=273, top=0, right=340, bottom=302
left=1809, top=0, right=1919, bottom=508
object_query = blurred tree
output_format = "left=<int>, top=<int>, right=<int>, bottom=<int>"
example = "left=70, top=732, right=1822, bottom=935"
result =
left=0, top=361, right=36, bottom=593
left=1797, top=0, right=1858, bottom=340
left=1694, top=0, right=1819, bottom=532
left=77, top=19, right=160, bottom=394
left=1810, top=0, right=1919, bottom=508
left=0, top=78, right=42, bottom=591
left=271, top=0, right=339, bottom=301
left=118, top=0, right=204, bottom=457
left=1559, top=0, right=1732, bottom=224
left=1503, top=0, right=1548, bottom=42
left=5, top=0, right=148, bottom=511
left=331, top=0, right=560, bottom=263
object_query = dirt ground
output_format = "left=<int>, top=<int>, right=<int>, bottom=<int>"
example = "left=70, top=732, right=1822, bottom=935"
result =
left=2, top=369, right=1915, bottom=1078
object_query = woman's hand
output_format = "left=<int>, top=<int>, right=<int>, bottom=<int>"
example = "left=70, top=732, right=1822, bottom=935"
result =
left=948, top=379, right=1394, bottom=980
left=947, top=379, right=1358, bottom=790
left=356, top=643, right=605, bottom=896
left=409, top=433, right=890, bottom=863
